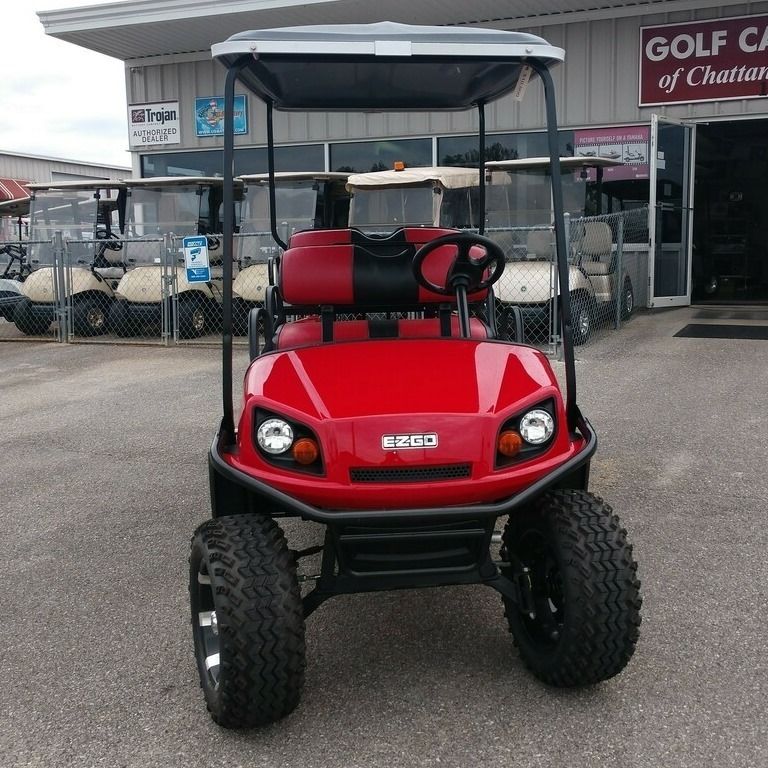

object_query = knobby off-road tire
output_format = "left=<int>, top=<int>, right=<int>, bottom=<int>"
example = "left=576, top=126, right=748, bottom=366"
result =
left=189, top=514, right=306, bottom=728
left=501, top=490, right=641, bottom=686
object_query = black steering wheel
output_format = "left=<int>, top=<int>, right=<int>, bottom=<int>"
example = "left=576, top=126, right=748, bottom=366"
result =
left=412, top=232, right=505, bottom=296
left=95, top=229, right=123, bottom=251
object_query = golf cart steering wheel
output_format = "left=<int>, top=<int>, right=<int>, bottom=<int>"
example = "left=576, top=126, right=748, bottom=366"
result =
left=412, top=232, right=505, bottom=296
left=95, top=228, right=123, bottom=251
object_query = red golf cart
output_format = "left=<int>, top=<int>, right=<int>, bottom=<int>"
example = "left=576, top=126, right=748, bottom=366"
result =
left=190, top=21, right=641, bottom=728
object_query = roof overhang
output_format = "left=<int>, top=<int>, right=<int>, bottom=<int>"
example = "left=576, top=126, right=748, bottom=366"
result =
left=39, top=0, right=735, bottom=62
left=0, top=178, right=31, bottom=204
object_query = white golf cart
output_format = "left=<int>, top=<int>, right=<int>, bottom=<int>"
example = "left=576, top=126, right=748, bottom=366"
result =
left=486, top=156, right=634, bottom=345
left=110, top=176, right=237, bottom=339
left=13, top=180, right=125, bottom=336
left=233, top=172, right=349, bottom=334
left=0, top=196, right=30, bottom=322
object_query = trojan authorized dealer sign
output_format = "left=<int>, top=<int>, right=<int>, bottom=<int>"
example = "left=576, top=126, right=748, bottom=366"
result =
left=128, top=101, right=181, bottom=147
left=640, top=14, right=768, bottom=106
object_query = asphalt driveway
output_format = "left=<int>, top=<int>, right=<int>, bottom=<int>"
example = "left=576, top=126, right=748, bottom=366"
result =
left=1, top=306, right=766, bottom=767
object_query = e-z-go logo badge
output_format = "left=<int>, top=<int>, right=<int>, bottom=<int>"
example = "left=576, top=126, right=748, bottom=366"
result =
left=381, top=433, right=438, bottom=450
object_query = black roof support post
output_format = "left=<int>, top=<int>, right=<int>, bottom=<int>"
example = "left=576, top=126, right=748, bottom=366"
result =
left=266, top=102, right=288, bottom=252
left=220, top=56, right=249, bottom=447
left=478, top=102, right=486, bottom=236
left=531, top=61, right=579, bottom=432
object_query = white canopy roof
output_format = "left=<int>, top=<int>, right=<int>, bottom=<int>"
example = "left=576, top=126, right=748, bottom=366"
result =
left=122, top=176, right=243, bottom=188
left=347, top=166, right=480, bottom=190
left=28, top=180, right=126, bottom=192
left=238, top=172, right=350, bottom=184
left=486, top=156, right=624, bottom=171
left=212, top=22, right=563, bottom=111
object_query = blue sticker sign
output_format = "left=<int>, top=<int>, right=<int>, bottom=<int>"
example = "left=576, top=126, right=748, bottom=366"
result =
left=183, top=236, right=210, bottom=283
left=195, top=95, right=248, bottom=137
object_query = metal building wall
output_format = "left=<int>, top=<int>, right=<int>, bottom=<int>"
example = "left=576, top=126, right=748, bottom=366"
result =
left=0, top=152, right=129, bottom=183
left=125, top=1, right=768, bottom=158
left=518, top=1, right=768, bottom=127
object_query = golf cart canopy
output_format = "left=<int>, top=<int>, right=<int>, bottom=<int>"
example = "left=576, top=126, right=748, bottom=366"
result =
left=28, top=180, right=125, bottom=195
left=212, top=22, right=564, bottom=111
left=124, top=177, right=232, bottom=188
left=486, top=157, right=624, bottom=172
left=238, top=172, right=349, bottom=185
left=347, top=167, right=480, bottom=190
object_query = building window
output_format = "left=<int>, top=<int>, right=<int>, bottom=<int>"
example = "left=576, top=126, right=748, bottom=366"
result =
left=140, top=144, right=325, bottom=178
left=330, top=139, right=432, bottom=173
left=235, top=145, right=325, bottom=174
left=438, top=131, right=575, bottom=166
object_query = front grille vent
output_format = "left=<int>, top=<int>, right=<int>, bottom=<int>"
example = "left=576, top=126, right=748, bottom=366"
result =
left=349, top=464, right=471, bottom=483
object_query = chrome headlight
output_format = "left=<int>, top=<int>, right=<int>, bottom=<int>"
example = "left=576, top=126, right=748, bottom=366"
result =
left=519, top=409, right=555, bottom=445
left=256, top=418, right=294, bottom=454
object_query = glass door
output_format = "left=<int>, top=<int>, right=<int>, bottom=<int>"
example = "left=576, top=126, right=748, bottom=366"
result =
left=649, top=115, right=696, bottom=307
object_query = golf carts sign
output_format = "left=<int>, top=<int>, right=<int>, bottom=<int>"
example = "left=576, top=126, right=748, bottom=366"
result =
left=182, top=236, right=210, bottom=283
left=640, top=14, right=768, bottom=106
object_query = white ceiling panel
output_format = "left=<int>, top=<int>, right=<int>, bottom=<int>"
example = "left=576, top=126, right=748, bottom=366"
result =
left=38, top=0, right=742, bottom=61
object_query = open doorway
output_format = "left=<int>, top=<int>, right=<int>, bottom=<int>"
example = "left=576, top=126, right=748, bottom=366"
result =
left=693, top=119, right=768, bottom=303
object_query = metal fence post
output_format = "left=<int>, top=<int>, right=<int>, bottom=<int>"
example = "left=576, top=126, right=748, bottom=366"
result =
left=551, top=214, right=569, bottom=359
left=162, top=232, right=175, bottom=345
left=614, top=214, right=625, bottom=330
left=53, top=231, right=70, bottom=343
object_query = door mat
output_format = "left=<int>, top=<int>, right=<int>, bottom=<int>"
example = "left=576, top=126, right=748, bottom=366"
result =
left=694, top=309, right=768, bottom=321
left=675, top=324, right=768, bottom=340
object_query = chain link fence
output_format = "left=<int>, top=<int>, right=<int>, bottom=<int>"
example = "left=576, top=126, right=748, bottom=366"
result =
left=490, top=207, right=649, bottom=351
left=231, top=231, right=273, bottom=338
left=2, top=210, right=648, bottom=352
left=1, top=236, right=61, bottom=341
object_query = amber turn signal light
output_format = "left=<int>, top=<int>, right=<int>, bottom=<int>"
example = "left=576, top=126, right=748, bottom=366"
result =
left=292, top=437, right=319, bottom=465
left=498, top=430, right=523, bottom=457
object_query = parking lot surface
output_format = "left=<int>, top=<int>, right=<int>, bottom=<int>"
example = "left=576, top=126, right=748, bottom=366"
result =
left=1, top=306, right=766, bottom=768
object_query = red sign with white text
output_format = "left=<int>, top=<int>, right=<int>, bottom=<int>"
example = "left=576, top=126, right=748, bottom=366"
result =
left=640, top=14, right=768, bottom=106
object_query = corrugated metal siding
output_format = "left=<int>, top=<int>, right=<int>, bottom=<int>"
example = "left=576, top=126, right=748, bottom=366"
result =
left=525, top=1, right=768, bottom=126
left=0, top=154, right=129, bottom=183
left=127, top=1, right=768, bottom=158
